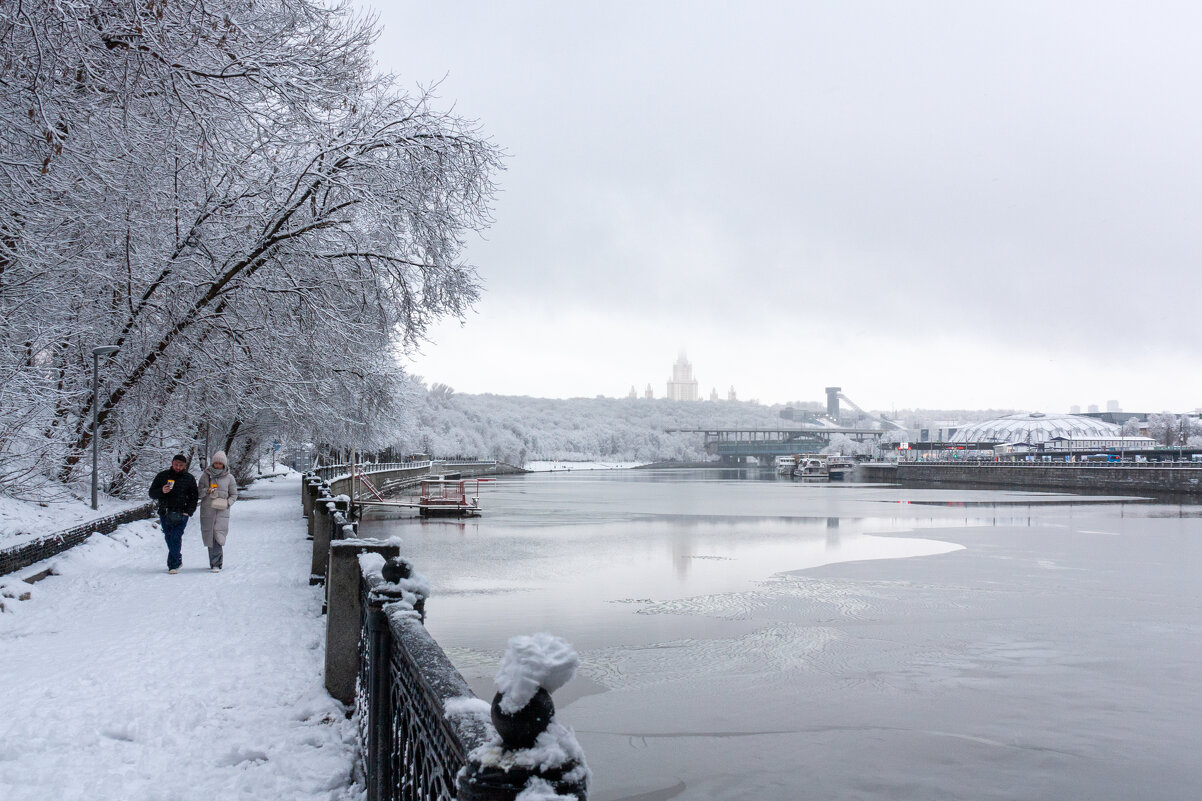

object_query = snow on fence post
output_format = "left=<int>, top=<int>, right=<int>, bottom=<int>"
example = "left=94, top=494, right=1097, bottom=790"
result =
left=309, top=484, right=337, bottom=585
left=349, top=553, right=589, bottom=801
left=307, top=477, right=332, bottom=541
left=457, top=633, right=590, bottom=800
left=325, top=540, right=401, bottom=705
left=303, top=473, right=324, bottom=519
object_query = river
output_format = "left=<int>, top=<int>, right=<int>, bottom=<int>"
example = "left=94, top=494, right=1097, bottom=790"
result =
left=358, top=467, right=1202, bottom=801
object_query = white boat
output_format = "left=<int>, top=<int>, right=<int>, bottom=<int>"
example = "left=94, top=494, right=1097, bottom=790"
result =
left=793, top=455, right=829, bottom=480
left=775, top=455, right=800, bottom=475
left=827, top=456, right=856, bottom=480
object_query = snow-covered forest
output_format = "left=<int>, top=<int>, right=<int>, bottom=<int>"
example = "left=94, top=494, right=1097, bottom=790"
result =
left=0, top=1, right=500, bottom=498
left=386, top=383, right=869, bottom=465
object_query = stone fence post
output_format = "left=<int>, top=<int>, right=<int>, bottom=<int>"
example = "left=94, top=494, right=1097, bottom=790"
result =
left=309, top=485, right=335, bottom=585
left=303, top=473, right=323, bottom=520
left=324, top=540, right=402, bottom=705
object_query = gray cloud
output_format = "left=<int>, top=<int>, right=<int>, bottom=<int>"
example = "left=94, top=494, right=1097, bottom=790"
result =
left=369, top=1, right=1202, bottom=409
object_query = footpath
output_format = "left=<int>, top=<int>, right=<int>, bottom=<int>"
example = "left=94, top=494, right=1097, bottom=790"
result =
left=0, top=475, right=361, bottom=801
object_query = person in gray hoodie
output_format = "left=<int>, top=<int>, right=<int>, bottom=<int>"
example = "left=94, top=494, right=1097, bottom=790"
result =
left=197, top=451, right=238, bottom=571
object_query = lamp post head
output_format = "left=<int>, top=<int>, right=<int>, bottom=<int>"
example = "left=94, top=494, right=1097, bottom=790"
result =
left=92, top=345, right=120, bottom=357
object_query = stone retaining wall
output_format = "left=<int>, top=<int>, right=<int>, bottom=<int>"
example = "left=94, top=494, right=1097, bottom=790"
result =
left=0, top=502, right=157, bottom=577
left=895, top=463, right=1202, bottom=495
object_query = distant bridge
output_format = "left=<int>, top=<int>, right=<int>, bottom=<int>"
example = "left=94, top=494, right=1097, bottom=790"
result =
left=667, top=427, right=888, bottom=463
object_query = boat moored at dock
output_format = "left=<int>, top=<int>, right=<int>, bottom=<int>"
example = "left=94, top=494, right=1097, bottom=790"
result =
left=793, top=455, right=830, bottom=480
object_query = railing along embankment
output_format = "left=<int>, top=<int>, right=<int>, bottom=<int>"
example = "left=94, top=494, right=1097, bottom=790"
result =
left=311, top=460, right=522, bottom=500
left=309, top=471, right=589, bottom=800
left=304, top=462, right=520, bottom=585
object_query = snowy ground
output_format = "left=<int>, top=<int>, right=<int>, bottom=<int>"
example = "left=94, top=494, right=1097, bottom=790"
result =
left=0, top=475, right=361, bottom=801
left=0, top=493, right=149, bottom=550
left=0, top=468, right=298, bottom=550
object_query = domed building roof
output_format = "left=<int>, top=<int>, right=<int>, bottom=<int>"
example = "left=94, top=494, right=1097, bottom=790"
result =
left=948, top=412, right=1119, bottom=445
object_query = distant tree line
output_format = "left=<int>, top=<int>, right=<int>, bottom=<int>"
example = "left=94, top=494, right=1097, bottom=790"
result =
left=389, top=385, right=838, bottom=465
left=1142, top=414, right=1202, bottom=447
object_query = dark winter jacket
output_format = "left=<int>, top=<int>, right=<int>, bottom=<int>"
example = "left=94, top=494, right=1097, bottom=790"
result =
left=149, top=468, right=199, bottom=516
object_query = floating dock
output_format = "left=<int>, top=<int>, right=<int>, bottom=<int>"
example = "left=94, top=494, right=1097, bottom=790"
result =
left=356, top=477, right=485, bottom=517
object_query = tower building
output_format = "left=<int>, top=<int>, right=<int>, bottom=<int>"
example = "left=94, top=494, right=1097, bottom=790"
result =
left=667, top=351, right=699, bottom=401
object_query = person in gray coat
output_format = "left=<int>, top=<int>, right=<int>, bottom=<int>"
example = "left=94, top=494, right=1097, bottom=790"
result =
left=198, top=451, right=238, bottom=571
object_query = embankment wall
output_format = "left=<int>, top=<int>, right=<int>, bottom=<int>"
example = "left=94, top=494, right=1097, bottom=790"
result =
left=891, top=463, right=1202, bottom=495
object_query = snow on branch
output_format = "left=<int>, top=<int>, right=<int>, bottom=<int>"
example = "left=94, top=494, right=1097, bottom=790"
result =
left=0, top=0, right=502, bottom=497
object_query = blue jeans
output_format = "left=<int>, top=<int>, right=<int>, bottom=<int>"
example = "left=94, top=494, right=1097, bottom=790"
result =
left=160, top=513, right=188, bottom=569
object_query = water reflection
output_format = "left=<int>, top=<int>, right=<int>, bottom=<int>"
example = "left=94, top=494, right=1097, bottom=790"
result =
left=358, top=469, right=1202, bottom=801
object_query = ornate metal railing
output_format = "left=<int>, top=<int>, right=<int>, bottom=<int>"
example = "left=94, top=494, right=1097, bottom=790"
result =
left=343, top=551, right=587, bottom=801
left=314, top=470, right=589, bottom=801
left=357, top=561, right=492, bottom=801
left=311, top=460, right=499, bottom=483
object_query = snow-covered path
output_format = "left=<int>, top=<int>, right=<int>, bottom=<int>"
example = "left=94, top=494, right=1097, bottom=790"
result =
left=0, top=475, right=359, bottom=801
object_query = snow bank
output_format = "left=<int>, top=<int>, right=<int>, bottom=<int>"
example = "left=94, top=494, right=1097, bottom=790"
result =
left=0, top=492, right=146, bottom=550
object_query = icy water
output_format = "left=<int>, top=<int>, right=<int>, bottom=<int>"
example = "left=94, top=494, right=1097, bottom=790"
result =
left=360, top=468, right=1202, bottom=801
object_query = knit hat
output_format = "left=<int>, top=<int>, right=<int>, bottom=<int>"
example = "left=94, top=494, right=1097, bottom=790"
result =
left=172, top=453, right=188, bottom=465
left=211, top=451, right=229, bottom=466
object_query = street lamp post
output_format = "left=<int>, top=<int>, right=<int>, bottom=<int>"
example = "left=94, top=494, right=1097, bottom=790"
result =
left=91, top=345, right=120, bottom=510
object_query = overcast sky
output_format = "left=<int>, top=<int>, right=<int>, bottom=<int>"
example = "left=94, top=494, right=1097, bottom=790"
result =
left=364, top=1, right=1202, bottom=413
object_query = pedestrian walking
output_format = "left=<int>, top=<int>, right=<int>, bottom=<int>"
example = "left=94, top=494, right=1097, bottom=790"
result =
left=198, top=451, right=238, bottom=572
left=148, top=454, right=199, bottom=574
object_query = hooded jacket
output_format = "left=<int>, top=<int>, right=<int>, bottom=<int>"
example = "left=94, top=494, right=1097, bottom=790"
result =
left=198, top=452, right=238, bottom=546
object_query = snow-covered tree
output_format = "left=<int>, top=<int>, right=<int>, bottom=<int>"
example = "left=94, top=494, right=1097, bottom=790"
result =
left=0, top=1, right=500, bottom=497
left=1147, top=413, right=1178, bottom=446
left=1120, top=417, right=1143, bottom=437
left=388, top=387, right=887, bottom=465
left=821, top=433, right=874, bottom=457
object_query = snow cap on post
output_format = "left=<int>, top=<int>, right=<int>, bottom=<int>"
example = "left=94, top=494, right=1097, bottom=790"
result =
left=494, top=633, right=579, bottom=714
